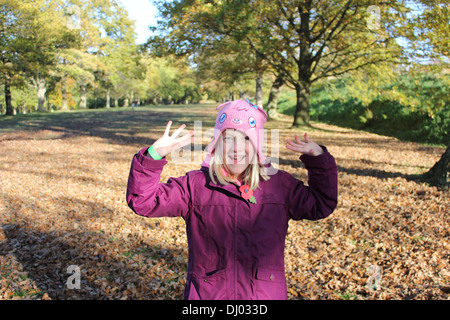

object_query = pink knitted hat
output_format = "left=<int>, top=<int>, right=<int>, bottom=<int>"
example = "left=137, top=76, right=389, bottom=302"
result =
left=203, top=99, right=268, bottom=166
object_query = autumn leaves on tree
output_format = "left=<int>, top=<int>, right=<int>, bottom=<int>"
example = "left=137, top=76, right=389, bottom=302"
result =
left=150, top=0, right=407, bottom=126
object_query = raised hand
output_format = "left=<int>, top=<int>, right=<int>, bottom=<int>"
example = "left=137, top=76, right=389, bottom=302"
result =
left=286, top=132, right=324, bottom=156
left=152, top=121, right=194, bottom=158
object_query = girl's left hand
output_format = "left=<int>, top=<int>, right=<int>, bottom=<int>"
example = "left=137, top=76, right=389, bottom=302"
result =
left=286, top=133, right=324, bottom=156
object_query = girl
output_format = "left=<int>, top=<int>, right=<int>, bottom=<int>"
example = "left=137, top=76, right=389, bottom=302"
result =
left=126, top=99, right=338, bottom=300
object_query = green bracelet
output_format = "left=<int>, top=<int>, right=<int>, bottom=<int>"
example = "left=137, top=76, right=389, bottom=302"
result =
left=148, top=145, right=163, bottom=160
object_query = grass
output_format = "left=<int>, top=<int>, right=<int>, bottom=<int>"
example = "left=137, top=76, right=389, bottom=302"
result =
left=275, top=88, right=448, bottom=148
left=335, top=290, right=360, bottom=300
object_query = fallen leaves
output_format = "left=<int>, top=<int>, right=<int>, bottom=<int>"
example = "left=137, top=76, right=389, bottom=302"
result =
left=282, top=148, right=449, bottom=299
left=0, top=107, right=448, bottom=300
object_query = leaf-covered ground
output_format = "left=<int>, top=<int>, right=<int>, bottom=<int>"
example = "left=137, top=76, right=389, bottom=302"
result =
left=0, top=105, right=448, bottom=300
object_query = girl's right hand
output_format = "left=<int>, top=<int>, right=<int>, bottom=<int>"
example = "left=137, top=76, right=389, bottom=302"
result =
left=152, top=121, right=194, bottom=158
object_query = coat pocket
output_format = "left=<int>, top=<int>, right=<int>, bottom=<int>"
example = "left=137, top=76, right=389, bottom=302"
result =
left=253, top=268, right=287, bottom=300
left=185, top=269, right=228, bottom=300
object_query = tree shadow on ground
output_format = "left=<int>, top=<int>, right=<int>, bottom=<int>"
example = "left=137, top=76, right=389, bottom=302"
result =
left=0, top=106, right=216, bottom=148
left=0, top=223, right=187, bottom=299
left=275, top=154, right=422, bottom=183
left=1, top=192, right=188, bottom=300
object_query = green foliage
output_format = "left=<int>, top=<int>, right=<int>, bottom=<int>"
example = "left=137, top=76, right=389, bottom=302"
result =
left=278, top=71, right=449, bottom=145
left=2, top=0, right=449, bottom=120
left=151, top=0, right=408, bottom=126
left=400, top=0, right=449, bottom=60
left=143, top=56, right=202, bottom=104
left=11, top=84, right=36, bottom=112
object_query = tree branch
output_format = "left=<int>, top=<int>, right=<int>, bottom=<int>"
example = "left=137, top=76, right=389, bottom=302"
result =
left=244, top=35, right=296, bottom=85
left=311, top=1, right=356, bottom=65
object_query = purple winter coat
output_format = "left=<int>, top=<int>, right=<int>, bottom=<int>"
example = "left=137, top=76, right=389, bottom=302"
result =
left=126, top=146, right=338, bottom=300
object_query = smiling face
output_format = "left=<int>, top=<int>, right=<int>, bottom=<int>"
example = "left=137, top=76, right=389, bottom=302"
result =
left=221, top=129, right=256, bottom=179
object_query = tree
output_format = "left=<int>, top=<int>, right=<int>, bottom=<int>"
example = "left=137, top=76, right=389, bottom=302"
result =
left=191, top=45, right=263, bottom=101
left=152, top=0, right=406, bottom=126
left=422, top=143, right=449, bottom=187
left=266, top=75, right=285, bottom=118
left=399, top=0, right=449, bottom=62
left=400, top=0, right=450, bottom=187
left=0, top=1, right=22, bottom=115
left=150, top=0, right=276, bottom=107
left=94, top=0, right=141, bottom=108
left=1, top=0, right=78, bottom=114
left=26, top=1, right=77, bottom=111
left=55, top=0, right=139, bottom=110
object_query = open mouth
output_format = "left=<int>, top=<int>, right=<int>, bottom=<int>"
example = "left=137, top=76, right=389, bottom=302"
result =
left=229, top=155, right=246, bottom=163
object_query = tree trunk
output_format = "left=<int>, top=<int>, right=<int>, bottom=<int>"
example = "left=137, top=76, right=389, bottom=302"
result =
left=19, top=102, right=26, bottom=114
left=255, top=72, right=263, bottom=107
left=37, top=78, right=47, bottom=111
left=293, top=80, right=311, bottom=126
left=266, top=76, right=284, bottom=119
left=293, top=6, right=313, bottom=127
left=106, top=89, right=110, bottom=108
left=79, top=85, right=87, bottom=108
left=422, top=143, right=450, bottom=187
left=61, top=76, right=68, bottom=110
left=4, top=76, right=14, bottom=116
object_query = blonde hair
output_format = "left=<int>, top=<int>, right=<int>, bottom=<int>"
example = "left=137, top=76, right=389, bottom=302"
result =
left=208, top=134, right=270, bottom=190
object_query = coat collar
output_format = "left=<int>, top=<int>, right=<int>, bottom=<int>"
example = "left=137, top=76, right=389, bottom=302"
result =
left=200, top=166, right=243, bottom=199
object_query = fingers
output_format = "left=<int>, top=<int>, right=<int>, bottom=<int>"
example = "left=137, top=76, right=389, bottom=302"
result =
left=171, top=123, right=186, bottom=138
left=285, top=143, right=301, bottom=153
left=177, top=132, right=195, bottom=148
left=174, top=129, right=193, bottom=144
left=163, top=121, right=187, bottom=139
left=286, top=136, right=304, bottom=148
left=163, top=121, right=172, bottom=137
left=304, top=132, right=312, bottom=143
left=285, top=138, right=304, bottom=153
left=173, top=128, right=193, bottom=143
left=172, top=130, right=194, bottom=150
left=287, top=133, right=311, bottom=145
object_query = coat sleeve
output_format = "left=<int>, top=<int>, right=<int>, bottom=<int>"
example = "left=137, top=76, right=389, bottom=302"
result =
left=288, top=146, right=338, bottom=221
left=126, top=147, right=191, bottom=219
